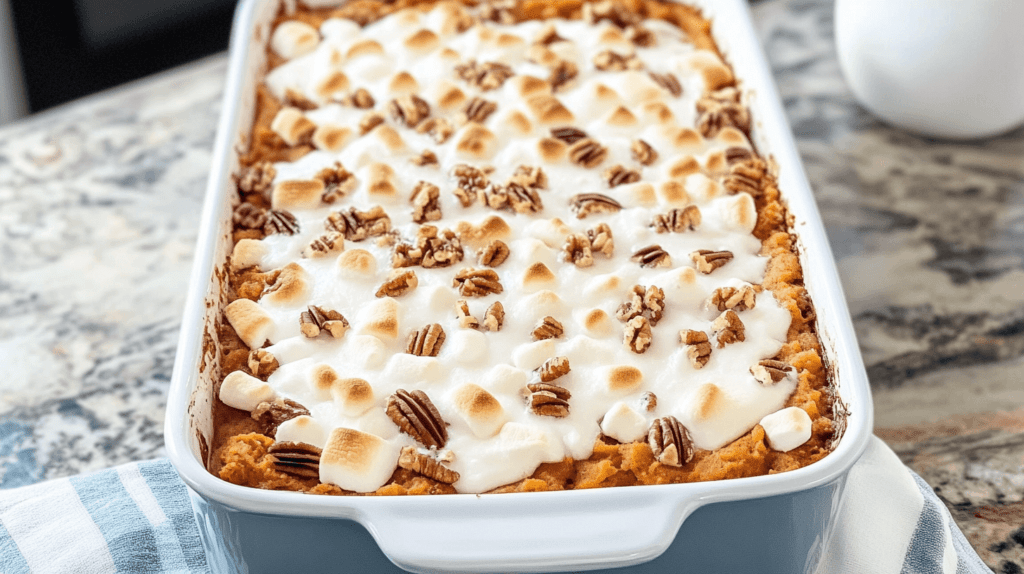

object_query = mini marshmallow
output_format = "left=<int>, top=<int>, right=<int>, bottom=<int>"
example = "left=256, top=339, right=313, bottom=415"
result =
left=703, top=150, right=728, bottom=176
left=666, top=126, right=704, bottom=150
left=263, top=262, right=311, bottom=306
left=271, top=106, right=316, bottom=147
left=271, top=21, right=320, bottom=60
left=346, top=39, right=385, bottom=59
left=484, top=364, right=529, bottom=395
left=224, top=299, right=274, bottom=349
left=526, top=95, right=575, bottom=125
left=512, top=339, right=556, bottom=371
left=365, top=162, right=397, bottom=199
left=455, top=215, right=512, bottom=246
left=434, top=81, right=467, bottom=111
left=220, top=371, right=276, bottom=412
left=622, top=182, right=656, bottom=206
left=358, top=297, right=401, bottom=339
left=373, top=125, right=406, bottom=152
left=312, top=124, right=353, bottom=152
left=272, top=179, right=325, bottom=210
left=275, top=415, right=328, bottom=449
left=231, top=239, right=267, bottom=270
left=719, top=193, right=757, bottom=234
left=522, top=262, right=557, bottom=291
left=686, top=50, right=734, bottom=91
left=389, top=71, right=418, bottom=96
left=313, top=70, right=350, bottom=101
left=383, top=353, right=443, bottom=383
left=658, top=180, right=691, bottom=205
left=309, top=363, right=339, bottom=399
left=332, top=377, right=376, bottom=416
left=600, top=402, right=647, bottom=443
left=684, top=173, right=722, bottom=203
left=605, top=365, right=643, bottom=394
left=422, top=285, right=458, bottom=315
left=760, top=407, right=812, bottom=452
left=516, top=290, right=565, bottom=321
left=579, top=308, right=614, bottom=337
left=523, top=219, right=571, bottom=250
left=348, top=335, right=387, bottom=369
left=664, top=155, right=700, bottom=180
left=452, top=383, right=506, bottom=438
left=455, top=124, right=497, bottom=159
left=338, top=249, right=378, bottom=280
left=446, top=329, right=488, bottom=365
left=320, top=427, right=399, bottom=493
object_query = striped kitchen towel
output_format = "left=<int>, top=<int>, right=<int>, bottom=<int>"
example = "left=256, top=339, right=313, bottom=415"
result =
left=0, top=437, right=993, bottom=574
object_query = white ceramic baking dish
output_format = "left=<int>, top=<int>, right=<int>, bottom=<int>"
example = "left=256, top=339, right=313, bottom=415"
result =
left=165, top=1, right=874, bottom=572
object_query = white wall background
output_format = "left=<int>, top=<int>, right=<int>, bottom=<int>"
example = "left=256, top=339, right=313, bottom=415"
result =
left=0, top=0, right=27, bottom=125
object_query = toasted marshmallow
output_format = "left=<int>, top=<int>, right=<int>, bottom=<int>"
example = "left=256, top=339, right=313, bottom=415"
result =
left=455, top=215, right=512, bottom=245
left=484, top=364, right=529, bottom=395
left=623, top=182, right=656, bottom=206
left=452, top=383, right=506, bottom=438
left=271, top=21, right=320, bottom=60
left=224, top=299, right=274, bottom=349
left=518, top=290, right=565, bottom=320
left=716, top=127, right=749, bottom=147
left=514, top=237, right=558, bottom=267
left=346, top=39, right=385, bottom=59
left=348, top=335, right=387, bottom=369
left=364, top=163, right=397, bottom=199
left=605, top=365, right=643, bottom=393
left=313, top=70, right=350, bottom=102
left=263, top=263, right=311, bottom=306
left=600, top=402, right=647, bottom=443
left=606, top=105, right=638, bottom=127
left=446, top=329, right=488, bottom=364
left=309, top=363, right=340, bottom=399
left=526, top=95, right=574, bottom=125
left=320, top=427, right=399, bottom=493
left=271, top=107, right=316, bottom=147
left=512, top=339, right=556, bottom=371
left=358, top=297, right=401, bottom=339
left=703, top=150, right=728, bottom=176
left=231, top=239, right=267, bottom=270
left=684, top=173, right=723, bottom=203
left=373, top=125, right=406, bottom=152
left=522, top=262, right=557, bottom=291
left=312, top=124, right=353, bottom=152
left=760, top=407, right=812, bottom=452
left=658, top=180, right=690, bottom=205
left=640, top=101, right=674, bottom=124
left=388, top=71, right=420, bottom=95
left=687, top=50, right=734, bottom=91
left=537, top=138, right=567, bottom=162
left=220, top=371, right=276, bottom=412
left=405, top=28, right=440, bottom=53
left=455, top=124, right=497, bottom=159
left=338, top=249, right=377, bottom=279
left=523, top=218, right=571, bottom=249
left=719, top=193, right=757, bottom=234
left=583, top=272, right=624, bottom=299
left=272, top=179, right=325, bottom=210
left=515, top=75, right=552, bottom=99
left=666, top=126, right=704, bottom=150
left=275, top=415, right=328, bottom=449
left=434, top=81, right=467, bottom=111
left=332, top=377, right=376, bottom=416
left=664, top=155, right=700, bottom=179
left=580, top=308, right=614, bottom=337
left=383, top=353, right=443, bottom=383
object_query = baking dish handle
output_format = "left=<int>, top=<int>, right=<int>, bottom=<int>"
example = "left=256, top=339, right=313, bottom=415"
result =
left=360, top=488, right=699, bottom=573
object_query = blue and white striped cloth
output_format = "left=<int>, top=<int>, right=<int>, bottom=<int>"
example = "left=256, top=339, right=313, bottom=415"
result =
left=0, top=438, right=992, bottom=573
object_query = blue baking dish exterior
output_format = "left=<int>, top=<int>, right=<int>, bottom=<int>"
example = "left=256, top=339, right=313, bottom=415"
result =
left=165, top=0, right=875, bottom=572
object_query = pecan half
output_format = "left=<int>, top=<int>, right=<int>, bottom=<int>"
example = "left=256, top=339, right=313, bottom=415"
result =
left=236, top=161, right=277, bottom=197
left=550, top=126, right=588, bottom=145
left=711, top=310, right=745, bottom=348
left=602, top=164, right=641, bottom=188
left=455, top=60, right=515, bottom=91
left=417, top=117, right=455, bottom=144
left=376, top=269, right=418, bottom=298
left=691, top=249, right=734, bottom=274
left=562, top=233, right=594, bottom=268
left=407, top=323, right=446, bottom=357
left=725, top=146, right=754, bottom=164
left=631, top=139, right=658, bottom=166
left=624, top=316, right=653, bottom=354
left=300, top=306, right=350, bottom=339
left=593, top=49, right=642, bottom=71
left=410, top=181, right=442, bottom=223
left=527, top=382, right=570, bottom=418
left=386, top=389, right=448, bottom=448
left=349, top=88, right=375, bottom=109
left=652, top=206, right=701, bottom=233
left=325, top=206, right=392, bottom=241
left=570, top=193, right=622, bottom=219
left=247, top=348, right=280, bottom=380
left=649, top=72, right=682, bottom=97
left=393, top=225, right=464, bottom=268
left=388, top=94, right=431, bottom=128
left=315, top=162, right=357, bottom=204
left=567, top=138, right=608, bottom=168
left=234, top=203, right=267, bottom=230
left=305, top=231, right=344, bottom=258
left=453, top=267, right=503, bottom=296
left=267, top=441, right=321, bottom=479
left=252, top=399, right=310, bottom=437
left=398, top=446, right=460, bottom=484
left=450, top=164, right=490, bottom=207
left=464, top=97, right=498, bottom=123
left=680, top=329, right=711, bottom=369
left=536, top=356, right=570, bottom=382
left=751, top=359, right=793, bottom=386
left=696, top=87, right=750, bottom=138
left=455, top=300, right=480, bottom=329
left=483, top=301, right=505, bottom=331
left=631, top=245, right=671, bottom=268
left=723, top=157, right=768, bottom=196
left=648, top=416, right=694, bottom=466
left=616, top=284, right=666, bottom=326
left=709, top=285, right=757, bottom=312
left=265, top=210, right=300, bottom=236
left=411, top=149, right=439, bottom=167
left=532, top=316, right=564, bottom=340
left=477, top=239, right=510, bottom=267
left=548, top=60, right=579, bottom=92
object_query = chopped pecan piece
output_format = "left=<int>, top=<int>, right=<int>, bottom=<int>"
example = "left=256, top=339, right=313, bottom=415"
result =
left=570, top=193, right=622, bottom=219
left=680, top=329, right=711, bottom=369
left=510, top=165, right=548, bottom=190
left=479, top=0, right=515, bottom=24
left=631, top=139, right=658, bottom=166
left=417, top=117, right=455, bottom=144
left=236, top=161, right=277, bottom=198
left=349, top=88, right=375, bottom=109
left=532, top=316, right=564, bottom=340
left=534, top=23, right=566, bottom=45
left=376, top=269, right=418, bottom=298
left=527, top=382, right=570, bottom=418
left=252, top=399, right=310, bottom=437
left=398, top=446, right=460, bottom=484
left=550, top=126, right=589, bottom=145
left=247, top=348, right=280, bottom=380
left=648, top=416, right=694, bottom=466
left=616, top=284, right=666, bottom=326
left=587, top=223, right=614, bottom=257
left=393, top=225, right=464, bottom=268
left=455, top=300, right=480, bottom=329
left=625, top=25, right=655, bottom=47
left=593, top=49, right=642, bottom=71
left=300, top=306, right=350, bottom=339
left=723, top=157, right=768, bottom=196
left=691, top=249, right=734, bottom=274
left=233, top=203, right=267, bottom=230
left=305, top=231, right=344, bottom=258
left=477, top=239, right=510, bottom=267
left=652, top=206, right=702, bottom=233
left=325, top=206, right=392, bottom=241
left=549, top=60, right=579, bottom=92
left=411, top=149, right=439, bottom=167
left=641, top=391, right=657, bottom=412
left=386, top=389, right=448, bottom=448
left=602, top=164, right=641, bottom=188
left=407, top=323, right=446, bottom=356
left=725, top=146, right=754, bottom=164
left=388, top=94, right=431, bottom=128
left=583, top=0, right=640, bottom=27
left=267, top=441, right=321, bottom=479
left=410, top=181, right=442, bottom=223
left=711, top=310, right=745, bottom=348
left=696, top=87, right=751, bottom=138
left=631, top=245, right=671, bottom=268
left=455, top=60, right=515, bottom=91
left=483, top=301, right=504, bottom=331
left=464, top=97, right=498, bottom=123
left=624, top=316, right=653, bottom=354
left=567, top=138, right=608, bottom=168
left=265, top=210, right=300, bottom=236
left=450, top=163, right=490, bottom=207
left=536, top=356, right=570, bottom=382
left=751, top=359, right=793, bottom=386
left=359, top=111, right=386, bottom=134
left=649, top=72, right=682, bottom=97
left=562, top=233, right=594, bottom=268
left=315, top=162, right=357, bottom=204
left=481, top=181, right=543, bottom=214
left=709, top=285, right=757, bottom=312
left=452, top=267, right=503, bottom=296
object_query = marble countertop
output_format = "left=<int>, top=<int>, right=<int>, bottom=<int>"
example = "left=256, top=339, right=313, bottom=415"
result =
left=1, top=0, right=1021, bottom=570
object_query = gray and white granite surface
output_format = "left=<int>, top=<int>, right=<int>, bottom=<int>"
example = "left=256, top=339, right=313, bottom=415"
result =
left=0, top=0, right=1021, bottom=570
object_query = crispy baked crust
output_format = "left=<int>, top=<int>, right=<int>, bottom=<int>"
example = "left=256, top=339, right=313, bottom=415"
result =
left=211, top=0, right=837, bottom=495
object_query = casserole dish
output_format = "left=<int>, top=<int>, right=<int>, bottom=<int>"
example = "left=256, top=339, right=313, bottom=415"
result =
left=165, top=0, right=873, bottom=571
